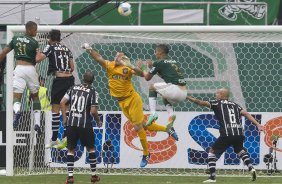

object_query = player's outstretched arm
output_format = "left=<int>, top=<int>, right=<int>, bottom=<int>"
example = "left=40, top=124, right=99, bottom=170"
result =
left=241, top=110, right=264, bottom=132
left=0, top=47, right=11, bottom=63
left=35, top=50, right=46, bottom=63
left=91, top=106, right=102, bottom=128
left=186, top=96, right=210, bottom=108
left=82, top=43, right=107, bottom=69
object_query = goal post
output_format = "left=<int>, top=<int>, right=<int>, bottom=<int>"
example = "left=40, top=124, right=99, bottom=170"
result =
left=6, top=26, right=282, bottom=176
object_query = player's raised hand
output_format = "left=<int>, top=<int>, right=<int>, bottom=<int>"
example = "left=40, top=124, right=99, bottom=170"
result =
left=146, top=59, right=153, bottom=68
left=120, top=56, right=134, bottom=69
left=81, top=43, right=92, bottom=50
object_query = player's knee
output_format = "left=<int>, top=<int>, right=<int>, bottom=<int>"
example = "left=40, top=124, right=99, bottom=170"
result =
left=86, top=147, right=95, bottom=153
left=209, top=148, right=215, bottom=154
left=149, top=84, right=155, bottom=90
left=133, top=123, right=143, bottom=132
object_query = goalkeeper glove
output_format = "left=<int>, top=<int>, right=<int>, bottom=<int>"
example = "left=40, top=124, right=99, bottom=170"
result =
left=81, top=43, right=92, bottom=51
left=121, top=56, right=134, bottom=69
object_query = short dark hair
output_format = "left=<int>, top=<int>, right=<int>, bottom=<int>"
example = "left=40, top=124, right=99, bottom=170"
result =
left=156, top=44, right=169, bottom=54
left=83, top=71, right=94, bottom=84
left=48, top=29, right=61, bottom=42
left=25, top=21, right=37, bottom=30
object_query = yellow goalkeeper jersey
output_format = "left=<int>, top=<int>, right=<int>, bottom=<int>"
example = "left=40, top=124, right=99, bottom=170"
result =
left=106, top=60, right=135, bottom=98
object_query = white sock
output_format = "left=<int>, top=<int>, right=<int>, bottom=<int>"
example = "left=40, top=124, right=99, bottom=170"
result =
left=165, top=104, right=174, bottom=117
left=34, top=110, right=41, bottom=126
left=13, top=102, right=21, bottom=113
left=149, top=97, right=156, bottom=115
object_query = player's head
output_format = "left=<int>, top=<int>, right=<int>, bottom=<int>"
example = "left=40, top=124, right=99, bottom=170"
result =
left=114, top=51, right=128, bottom=66
left=216, top=88, right=230, bottom=100
left=48, top=29, right=61, bottom=42
left=155, top=44, right=169, bottom=59
left=25, top=21, right=37, bottom=37
left=83, top=71, right=94, bottom=85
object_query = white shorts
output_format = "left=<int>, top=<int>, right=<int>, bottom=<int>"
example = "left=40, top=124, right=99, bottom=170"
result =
left=154, top=82, right=188, bottom=104
left=13, top=65, right=39, bottom=94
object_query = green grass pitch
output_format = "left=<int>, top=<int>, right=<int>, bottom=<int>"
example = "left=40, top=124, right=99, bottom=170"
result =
left=0, top=175, right=281, bottom=184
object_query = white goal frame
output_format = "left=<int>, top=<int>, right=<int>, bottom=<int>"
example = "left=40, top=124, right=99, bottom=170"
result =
left=6, top=25, right=282, bottom=176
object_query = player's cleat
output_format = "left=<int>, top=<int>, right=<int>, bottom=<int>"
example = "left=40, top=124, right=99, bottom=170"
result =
left=140, top=153, right=150, bottom=168
left=91, top=175, right=100, bottom=183
left=13, top=112, right=21, bottom=128
left=166, top=115, right=176, bottom=130
left=45, top=139, right=61, bottom=149
left=203, top=178, right=216, bottom=183
left=166, top=115, right=178, bottom=141
left=250, top=168, right=256, bottom=181
left=145, top=113, right=158, bottom=127
left=57, top=137, right=68, bottom=150
left=34, top=124, right=42, bottom=135
left=65, top=177, right=74, bottom=184
left=167, top=127, right=179, bottom=141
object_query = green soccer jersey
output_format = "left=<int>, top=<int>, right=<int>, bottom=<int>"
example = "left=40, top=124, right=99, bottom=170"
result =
left=8, top=35, right=38, bottom=64
left=149, top=59, right=186, bottom=86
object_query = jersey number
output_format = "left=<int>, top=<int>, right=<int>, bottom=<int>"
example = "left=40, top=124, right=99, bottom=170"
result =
left=16, top=42, right=26, bottom=55
left=58, top=52, right=69, bottom=70
left=71, top=95, right=85, bottom=113
left=227, top=106, right=236, bottom=124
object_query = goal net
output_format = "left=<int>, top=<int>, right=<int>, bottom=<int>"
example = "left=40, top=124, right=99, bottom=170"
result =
left=6, top=26, right=282, bottom=176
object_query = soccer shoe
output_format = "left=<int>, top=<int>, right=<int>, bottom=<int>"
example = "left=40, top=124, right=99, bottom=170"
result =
left=91, top=175, right=100, bottom=183
left=140, top=153, right=150, bottom=168
left=34, top=124, right=42, bottom=135
left=65, top=177, right=74, bottom=184
left=250, top=168, right=257, bottom=181
left=45, top=139, right=61, bottom=149
left=166, top=115, right=176, bottom=130
left=145, top=113, right=158, bottom=127
left=166, top=115, right=178, bottom=141
left=13, top=112, right=21, bottom=128
left=57, top=137, right=68, bottom=150
left=203, top=178, right=216, bottom=183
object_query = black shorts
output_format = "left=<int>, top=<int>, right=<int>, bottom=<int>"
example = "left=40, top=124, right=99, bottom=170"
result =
left=66, top=125, right=95, bottom=150
left=211, top=136, right=244, bottom=155
left=51, top=76, right=74, bottom=104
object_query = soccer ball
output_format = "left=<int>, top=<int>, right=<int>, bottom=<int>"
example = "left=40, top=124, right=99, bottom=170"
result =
left=118, top=2, right=132, bottom=16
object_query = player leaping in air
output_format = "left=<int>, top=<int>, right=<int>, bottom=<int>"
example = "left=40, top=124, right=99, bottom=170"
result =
left=82, top=43, right=178, bottom=168
left=36, top=29, right=75, bottom=149
left=0, top=21, right=42, bottom=134
left=126, top=44, right=188, bottom=137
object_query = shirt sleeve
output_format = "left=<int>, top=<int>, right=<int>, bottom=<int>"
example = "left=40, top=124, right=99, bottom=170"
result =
left=209, top=100, right=219, bottom=110
left=42, top=44, right=52, bottom=57
left=236, top=103, right=243, bottom=112
left=148, top=61, right=159, bottom=75
left=91, top=90, right=99, bottom=106
left=69, top=50, right=73, bottom=59
left=7, top=37, right=14, bottom=49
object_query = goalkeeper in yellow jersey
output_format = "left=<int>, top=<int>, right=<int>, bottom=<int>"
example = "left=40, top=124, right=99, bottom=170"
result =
left=82, top=43, right=178, bottom=168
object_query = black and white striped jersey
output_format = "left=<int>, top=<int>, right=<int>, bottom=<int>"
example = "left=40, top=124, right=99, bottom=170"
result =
left=42, top=42, right=73, bottom=75
left=209, top=100, right=243, bottom=137
left=64, top=84, right=98, bottom=128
